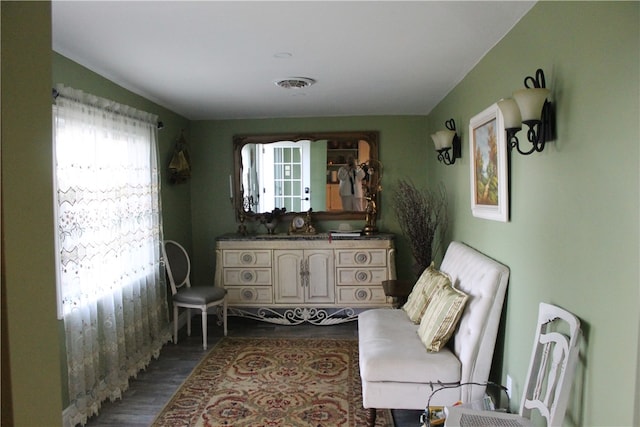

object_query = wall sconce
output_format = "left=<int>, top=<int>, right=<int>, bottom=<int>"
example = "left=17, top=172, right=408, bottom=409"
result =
left=497, top=68, right=556, bottom=155
left=431, top=119, right=461, bottom=165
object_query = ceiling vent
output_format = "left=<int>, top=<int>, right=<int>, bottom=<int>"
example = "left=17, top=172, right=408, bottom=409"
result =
left=274, top=77, right=316, bottom=89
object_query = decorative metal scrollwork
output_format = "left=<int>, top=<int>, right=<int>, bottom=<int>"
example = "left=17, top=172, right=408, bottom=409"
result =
left=241, top=253, right=254, bottom=264
left=226, top=307, right=359, bottom=325
left=241, top=270, right=254, bottom=282
left=299, top=259, right=310, bottom=287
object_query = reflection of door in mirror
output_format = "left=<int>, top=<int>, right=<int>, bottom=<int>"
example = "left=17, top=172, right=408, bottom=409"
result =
left=246, top=141, right=312, bottom=213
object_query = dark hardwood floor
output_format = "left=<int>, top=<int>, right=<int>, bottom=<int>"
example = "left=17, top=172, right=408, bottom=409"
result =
left=85, top=316, right=424, bottom=427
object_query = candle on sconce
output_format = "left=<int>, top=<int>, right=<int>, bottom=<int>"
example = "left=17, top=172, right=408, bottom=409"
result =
left=229, top=175, right=233, bottom=199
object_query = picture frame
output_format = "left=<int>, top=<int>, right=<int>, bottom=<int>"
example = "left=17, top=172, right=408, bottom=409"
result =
left=469, top=103, right=509, bottom=222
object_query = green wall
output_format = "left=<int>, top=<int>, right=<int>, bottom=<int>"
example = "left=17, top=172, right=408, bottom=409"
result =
left=1, top=2, right=63, bottom=425
left=427, top=2, right=639, bottom=425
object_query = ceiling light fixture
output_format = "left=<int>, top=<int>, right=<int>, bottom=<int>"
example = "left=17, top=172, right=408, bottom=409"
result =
left=274, top=77, right=316, bottom=89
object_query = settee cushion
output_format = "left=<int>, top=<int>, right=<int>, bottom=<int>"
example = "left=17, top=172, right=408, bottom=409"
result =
left=402, top=262, right=452, bottom=323
left=358, top=309, right=461, bottom=384
left=417, top=284, right=469, bottom=352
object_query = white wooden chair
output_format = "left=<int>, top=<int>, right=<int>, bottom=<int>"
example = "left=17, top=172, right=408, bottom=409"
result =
left=445, top=302, right=581, bottom=427
left=162, top=240, right=227, bottom=350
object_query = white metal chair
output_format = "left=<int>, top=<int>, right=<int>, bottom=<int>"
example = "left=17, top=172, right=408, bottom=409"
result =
left=444, top=302, right=581, bottom=427
left=162, top=240, right=227, bottom=350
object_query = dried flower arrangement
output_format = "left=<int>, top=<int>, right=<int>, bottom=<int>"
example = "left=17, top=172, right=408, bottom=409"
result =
left=392, top=180, right=448, bottom=276
left=259, top=207, right=287, bottom=223
left=258, top=207, right=287, bottom=234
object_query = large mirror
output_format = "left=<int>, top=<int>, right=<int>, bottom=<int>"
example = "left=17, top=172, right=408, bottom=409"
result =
left=233, top=131, right=379, bottom=221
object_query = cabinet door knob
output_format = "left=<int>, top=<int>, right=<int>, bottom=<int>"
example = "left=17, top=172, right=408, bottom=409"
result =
left=355, top=252, right=369, bottom=264
left=241, top=270, right=254, bottom=282
left=355, top=271, right=369, bottom=282
left=355, top=288, right=370, bottom=301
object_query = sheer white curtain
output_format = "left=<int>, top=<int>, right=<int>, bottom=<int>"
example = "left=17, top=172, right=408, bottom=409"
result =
left=53, top=85, right=171, bottom=426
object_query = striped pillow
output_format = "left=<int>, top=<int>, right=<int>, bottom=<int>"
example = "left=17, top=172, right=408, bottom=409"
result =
left=417, top=284, right=469, bottom=352
left=402, top=263, right=452, bottom=323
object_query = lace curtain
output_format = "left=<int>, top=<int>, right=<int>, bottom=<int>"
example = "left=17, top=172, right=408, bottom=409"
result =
left=53, top=85, right=171, bottom=426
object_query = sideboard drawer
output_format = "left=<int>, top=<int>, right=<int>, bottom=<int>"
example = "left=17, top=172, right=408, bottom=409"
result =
left=335, top=249, right=387, bottom=267
left=336, top=268, right=388, bottom=286
left=223, top=268, right=272, bottom=286
left=336, top=287, right=387, bottom=304
left=226, top=286, right=273, bottom=304
left=223, top=250, right=271, bottom=267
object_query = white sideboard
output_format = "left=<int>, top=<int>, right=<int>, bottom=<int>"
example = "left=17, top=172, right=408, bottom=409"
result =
left=214, top=233, right=396, bottom=324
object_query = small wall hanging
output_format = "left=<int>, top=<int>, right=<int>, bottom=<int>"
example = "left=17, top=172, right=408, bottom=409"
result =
left=169, top=131, right=191, bottom=184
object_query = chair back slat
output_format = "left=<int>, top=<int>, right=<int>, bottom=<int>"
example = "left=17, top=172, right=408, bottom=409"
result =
left=162, top=240, right=191, bottom=295
left=520, top=303, right=581, bottom=427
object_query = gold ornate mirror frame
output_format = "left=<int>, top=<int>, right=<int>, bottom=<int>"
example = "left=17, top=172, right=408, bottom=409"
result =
left=232, top=131, right=379, bottom=221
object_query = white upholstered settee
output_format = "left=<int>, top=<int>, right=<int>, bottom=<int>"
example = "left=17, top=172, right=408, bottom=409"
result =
left=358, top=241, right=509, bottom=426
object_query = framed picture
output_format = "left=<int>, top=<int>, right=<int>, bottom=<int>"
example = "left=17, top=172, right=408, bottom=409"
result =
left=469, top=103, right=509, bottom=222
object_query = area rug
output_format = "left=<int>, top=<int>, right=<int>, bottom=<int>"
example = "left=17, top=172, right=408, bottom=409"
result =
left=153, top=337, right=394, bottom=426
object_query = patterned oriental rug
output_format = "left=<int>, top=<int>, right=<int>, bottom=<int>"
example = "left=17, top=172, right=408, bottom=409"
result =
left=153, top=337, right=394, bottom=427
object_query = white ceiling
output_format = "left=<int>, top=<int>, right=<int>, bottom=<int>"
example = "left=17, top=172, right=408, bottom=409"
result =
left=52, top=1, right=535, bottom=120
